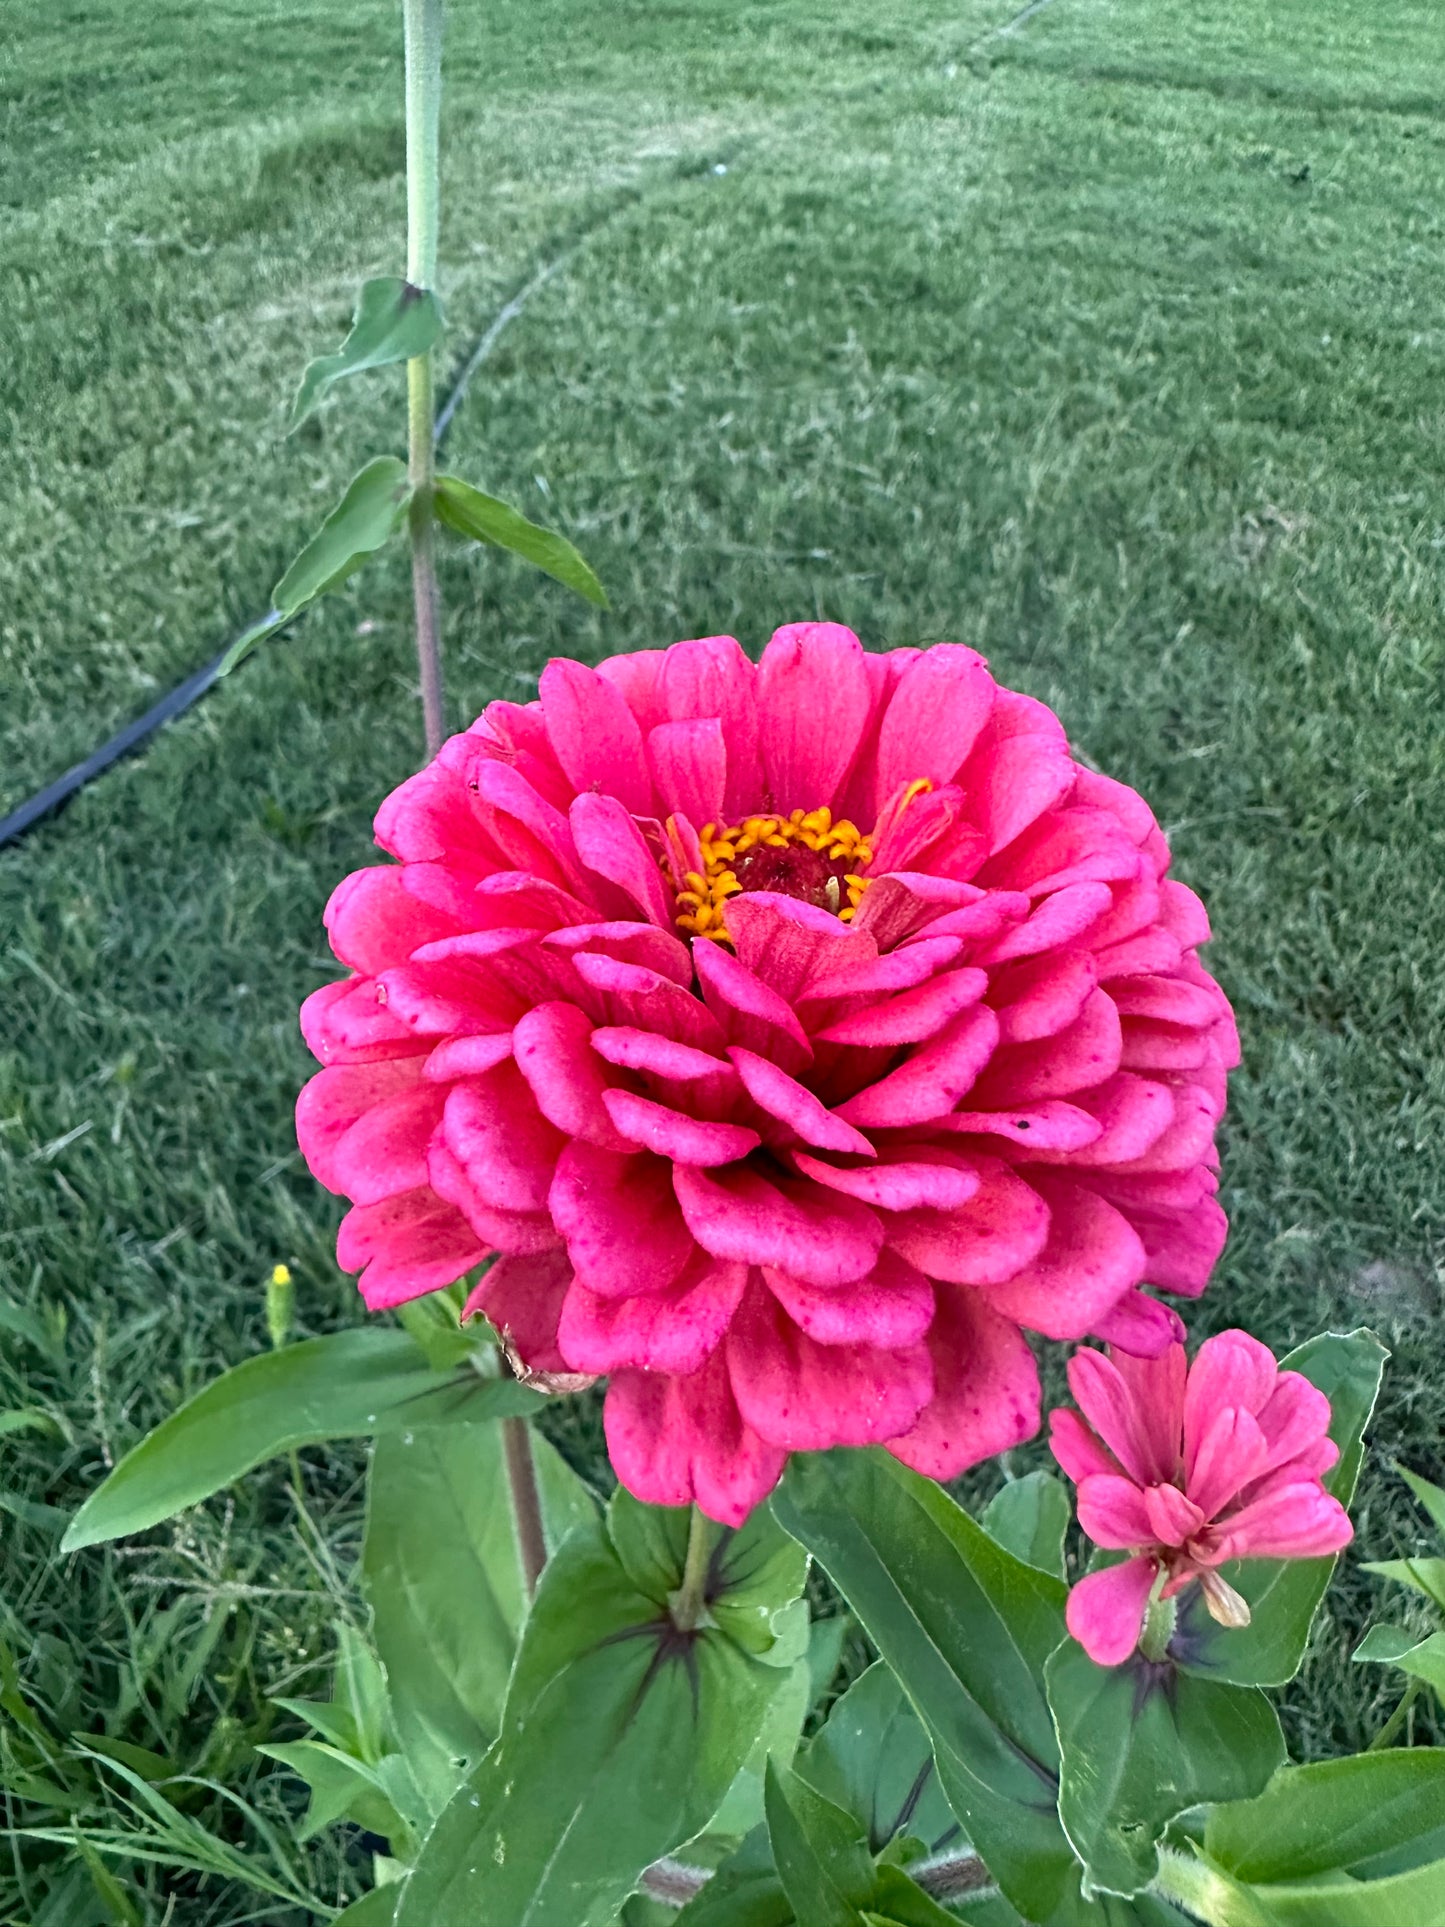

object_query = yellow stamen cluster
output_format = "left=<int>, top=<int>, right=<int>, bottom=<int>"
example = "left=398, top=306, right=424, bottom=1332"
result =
left=676, top=806, right=875, bottom=940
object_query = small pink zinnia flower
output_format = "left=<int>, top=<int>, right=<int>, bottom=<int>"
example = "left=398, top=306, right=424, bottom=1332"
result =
left=296, top=623, right=1239, bottom=1524
left=1050, top=1330, right=1353, bottom=1666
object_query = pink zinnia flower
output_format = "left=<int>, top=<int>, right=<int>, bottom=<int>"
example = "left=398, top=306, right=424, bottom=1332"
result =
left=1050, top=1330, right=1353, bottom=1666
left=296, top=623, right=1239, bottom=1524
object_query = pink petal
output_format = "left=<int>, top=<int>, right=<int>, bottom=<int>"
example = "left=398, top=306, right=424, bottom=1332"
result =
left=1112, top=975, right=1226, bottom=1028
left=834, top=1005, right=1000, bottom=1129
left=726, top=894, right=876, bottom=1005
left=1110, top=1342, right=1188, bottom=1478
left=441, top=1066, right=564, bottom=1213
left=464, top=1248, right=573, bottom=1371
left=1091, top=1289, right=1186, bottom=1358
left=1183, top=1331, right=1278, bottom=1474
left=338, top=1189, right=488, bottom=1309
left=973, top=882, right=1114, bottom=966
left=512, top=1001, right=633, bottom=1151
left=296, top=1058, right=426, bottom=1194
left=814, top=967, right=988, bottom=1048
left=729, top=1047, right=875, bottom=1156
left=659, top=635, right=763, bottom=818
left=963, top=690, right=1075, bottom=855
left=872, top=644, right=996, bottom=810
left=538, top=657, right=654, bottom=815
left=1186, top=1406, right=1269, bottom=1521
left=799, top=936, right=965, bottom=1005
left=887, top=1158, right=1051, bottom=1287
left=549, top=1141, right=696, bottom=1297
left=968, top=988, right=1122, bottom=1105
left=558, top=1256, right=748, bottom=1375
left=990, top=951, right=1099, bottom=1045
left=1050, top=1407, right=1123, bottom=1484
left=762, top=1248, right=935, bottom=1348
left=595, top=647, right=669, bottom=735
left=1213, top=1483, right=1353, bottom=1563
left=727, top=1283, right=933, bottom=1451
left=981, top=1180, right=1146, bottom=1342
left=1255, top=1372, right=1334, bottom=1478
left=1142, top=1482, right=1206, bottom=1547
left=427, top=1140, right=559, bottom=1254
left=675, top=1164, right=883, bottom=1286
left=647, top=718, right=727, bottom=829
left=942, top=1101, right=1103, bottom=1153
left=756, top=622, right=872, bottom=813
left=569, top=792, right=674, bottom=928
left=300, top=976, right=420, bottom=1065
left=544, top=919, right=694, bottom=987
left=604, top=1352, right=785, bottom=1527
left=1077, top=1474, right=1155, bottom=1549
left=423, top=1032, right=515, bottom=1082
left=590, top=1024, right=736, bottom=1096
left=1066, top=1557, right=1159, bottom=1667
left=1131, top=1194, right=1229, bottom=1296
left=324, top=866, right=463, bottom=974
left=1048, top=1073, right=1176, bottom=1168
left=793, top=1146, right=981, bottom=1212
left=693, top=937, right=813, bottom=1069
left=886, top=1287, right=1040, bottom=1480
left=601, top=1088, right=760, bottom=1166
left=1067, top=1346, right=1181, bottom=1488
left=324, top=1081, right=447, bottom=1207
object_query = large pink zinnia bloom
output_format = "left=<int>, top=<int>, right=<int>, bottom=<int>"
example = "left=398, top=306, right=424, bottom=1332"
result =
left=296, top=624, right=1238, bottom=1523
left=1051, top=1331, right=1352, bottom=1665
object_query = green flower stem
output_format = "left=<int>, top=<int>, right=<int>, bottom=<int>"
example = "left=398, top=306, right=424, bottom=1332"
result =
left=1138, top=1575, right=1178, bottom=1664
left=1151, top=1847, right=1268, bottom=1927
left=502, top=1415, right=548, bottom=1598
left=1368, top=1676, right=1421, bottom=1750
left=671, top=1506, right=717, bottom=1632
left=402, top=0, right=445, bottom=757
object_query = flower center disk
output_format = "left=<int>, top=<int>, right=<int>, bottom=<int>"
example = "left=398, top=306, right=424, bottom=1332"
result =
left=676, top=806, right=874, bottom=939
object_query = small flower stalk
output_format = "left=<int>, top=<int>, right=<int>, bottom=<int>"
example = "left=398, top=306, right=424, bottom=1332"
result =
left=1050, top=1329, right=1353, bottom=1666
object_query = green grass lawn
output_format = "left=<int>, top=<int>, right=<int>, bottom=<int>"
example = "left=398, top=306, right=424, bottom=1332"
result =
left=2, top=0, right=1443, bottom=1917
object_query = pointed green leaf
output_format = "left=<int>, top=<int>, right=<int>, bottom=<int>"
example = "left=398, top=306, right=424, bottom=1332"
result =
left=332, top=1887, right=401, bottom=1927
left=290, top=277, right=444, bottom=430
left=364, top=1419, right=597, bottom=1803
left=1206, top=1749, right=1445, bottom=1886
left=1045, top=1639, right=1284, bottom=1896
left=394, top=1492, right=808, bottom=1927
left=981, top=1473, right=1071, bottom=1579
left=254, top=1740, right=408, bottom=1845
left=1361, top=1558, right=1445, bottom=1612
left=62, top=1329, right=539, bottom=1549
left=1397, top=1465, right=1445, bottom=1542
left=765, top=1759, right=876, bottom=1927
left=800, top=1662, right=958, bottom=1859
left=1353, top=1624, right=1445, bottom=1700
left=1171, top=1330, right=1387, bottom=1686
left=434, top=473, right=608, bottom=606
left=274, top=456, right=412, bottom=615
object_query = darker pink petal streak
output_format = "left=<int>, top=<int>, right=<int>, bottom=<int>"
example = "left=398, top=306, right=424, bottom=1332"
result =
left=297, top=623, right=1240, bottom=1521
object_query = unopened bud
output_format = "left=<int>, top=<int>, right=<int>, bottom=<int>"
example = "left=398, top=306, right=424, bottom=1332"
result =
left=266, top=1263, right=294, bottom=1350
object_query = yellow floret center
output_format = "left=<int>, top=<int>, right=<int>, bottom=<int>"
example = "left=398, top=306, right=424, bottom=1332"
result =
left=675, top=806, right=876, bottom=940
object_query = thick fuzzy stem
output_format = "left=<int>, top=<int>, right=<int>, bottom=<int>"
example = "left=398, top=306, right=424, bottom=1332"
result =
left=402, top=0, right=445, bottom=757
left=670, top=1507, right=717, bottom=1632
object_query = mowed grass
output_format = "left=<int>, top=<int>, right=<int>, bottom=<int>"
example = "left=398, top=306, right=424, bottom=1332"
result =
left=2, top=0, right=1444, bottom=1916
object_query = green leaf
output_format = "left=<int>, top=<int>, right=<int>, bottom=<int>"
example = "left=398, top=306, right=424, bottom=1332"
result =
left=981, top=1473, right=1071, bottom=1579
left=799, top=1662, right=959, bottom=1858
left=773, top=1450, right=1121, bottom=1927
left=394, top=1493, right=808, bottom=1927
left=674, top=1826, right=793, bottom=1927
left=434, top=473, right=609, bottom=606
left=219, top=457, right=413, bottom=673
left=1397, top=1465, right=1445, bottom=1542
left=333, top=1887, right=401, bottom=1927
left=765, top=1759, right=876, bottom=1927
left=1206, top=1749, right=1445, bottom=1885
left=290, top=277, right=444, bottom=429
left=1045, top=1640, right=1284, bottom=1896
left=1353, top=1624, right=1445, bottom=1701
left=1171, top=1330, right=1387, bottom=1687
left=254, top=1740, right=410, bottom=1846
left=72, top=1832, right=143, bottom=1927
left=62, top=1328, right=539, bottom=1549
left=1360, top=1558, right=1445, bottom=1612
left=364, top=1419, right=597, bottom=1803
